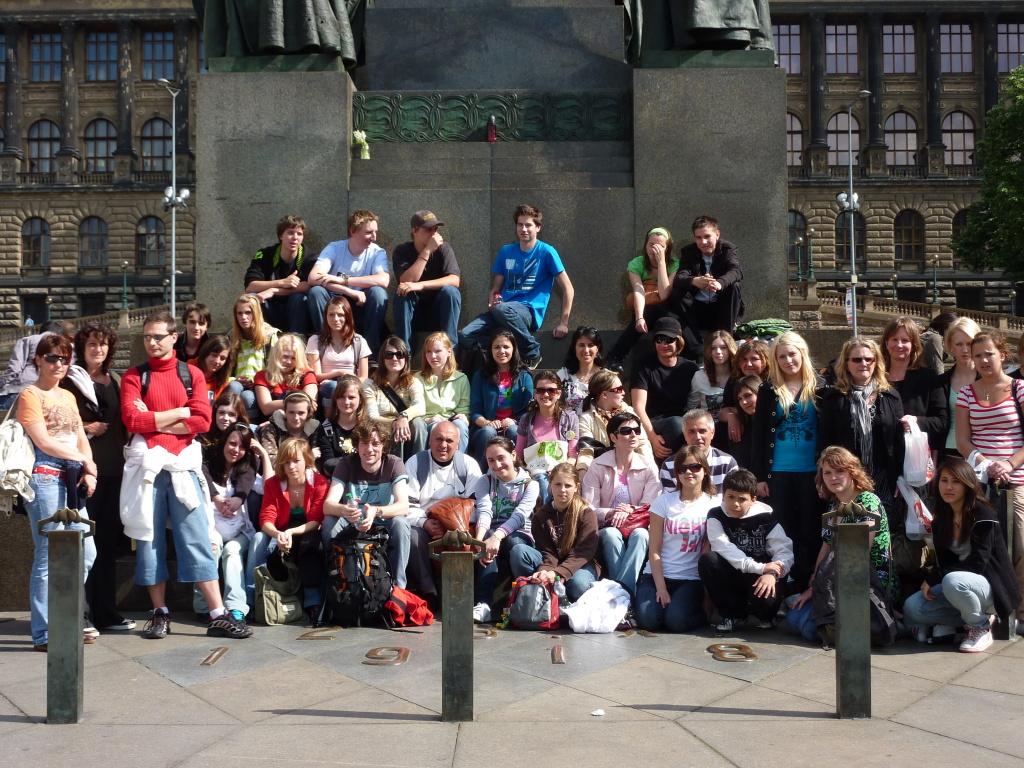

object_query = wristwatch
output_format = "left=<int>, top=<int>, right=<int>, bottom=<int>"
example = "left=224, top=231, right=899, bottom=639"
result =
left=340, top=272, right=350, bottom=285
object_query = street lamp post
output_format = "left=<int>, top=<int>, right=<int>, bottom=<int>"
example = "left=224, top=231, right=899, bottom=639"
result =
left=794, top=236, right=805, bottom=281
left=121, top=260, right=129, bottom=310
left=156, top=78, right=190, bottom=319
left=835, top=90, right=871, bottom=337
left=162, top=278, right=170, bottom=305
left=892, top=272, right=898, bottom=301
left=806, top=227, right=815, bottom=281
left=931, top=255, right=939, bottom=305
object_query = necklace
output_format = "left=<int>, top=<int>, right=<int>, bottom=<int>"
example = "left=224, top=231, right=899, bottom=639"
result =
left=977, top=378, right=1008, bottom=404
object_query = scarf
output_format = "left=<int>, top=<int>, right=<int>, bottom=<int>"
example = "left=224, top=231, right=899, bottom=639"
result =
left=849, top=381, right=876, bottom=471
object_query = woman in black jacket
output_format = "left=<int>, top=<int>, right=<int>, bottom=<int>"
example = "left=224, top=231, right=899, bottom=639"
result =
left=902, top=457, right=1021, bottom=653
left=312, top=374, right=364, bottom=477
left=880, top=318, right=948, bottom=451
left=817, top=337, right=904, bottom=506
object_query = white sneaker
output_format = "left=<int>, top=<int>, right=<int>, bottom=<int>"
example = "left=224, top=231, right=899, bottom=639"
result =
left=472, top=603, right=492, bottom=623
left=958, top=625, right=993, bottom=653
left=932, top=624, right=957, bottom=643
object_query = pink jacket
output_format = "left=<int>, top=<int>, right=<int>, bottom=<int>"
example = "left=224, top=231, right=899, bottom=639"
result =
left=581, top=450, right=662, bottom=526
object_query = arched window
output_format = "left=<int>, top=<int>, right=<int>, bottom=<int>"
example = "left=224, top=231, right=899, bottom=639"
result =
left=27, top=119, right=60, bottom=173
left=22, top=217, right=51, bottom=267
left=834, top=211, right=866, bottom=272
left=136, top=216, right=166, bottom=267
left=786, top=113, right=803, bottom=167
left=942, top=111, right=975, bottom=166
left=84, top=119, right=117, bottom=173
left=788, top=210, right=807, bottom=270
left=79, top=217, right=109, bottom=268
left=826, top=112, right=860, bottom=167
left=884, top=111, right=918, bottom=167
left=893, top=210, right=925, bottom=270
left=140, top=118, right=172, bottom=172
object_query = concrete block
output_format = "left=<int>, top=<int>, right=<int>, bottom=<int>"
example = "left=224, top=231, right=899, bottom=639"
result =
left=355, top=7, right=630, bottom=91
left=195, top=70, right=354, bottom=329
left=633, top=66, right=789, bottom=323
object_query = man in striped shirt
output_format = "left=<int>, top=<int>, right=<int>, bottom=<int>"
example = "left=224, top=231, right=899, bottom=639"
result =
left=660, top=409, right=738, bottom=491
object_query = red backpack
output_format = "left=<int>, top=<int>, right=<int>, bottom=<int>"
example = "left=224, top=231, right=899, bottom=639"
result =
left=384, top=586, right=434, bottom=627
left=506, top=576, right=560, bottom=630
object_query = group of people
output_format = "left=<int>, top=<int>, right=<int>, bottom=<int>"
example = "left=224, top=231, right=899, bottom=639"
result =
left=7, top=201, right=1022, bottom=658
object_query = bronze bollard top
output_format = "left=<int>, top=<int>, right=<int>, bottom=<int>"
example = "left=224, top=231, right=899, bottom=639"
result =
left=428, top=530, right=486, bottom=560
left=822, top=500, right=879, bottom=527
left=37, top=507, right=96, bottom=538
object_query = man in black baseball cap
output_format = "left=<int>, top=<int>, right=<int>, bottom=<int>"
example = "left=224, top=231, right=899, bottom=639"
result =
left=392, top=210, right=462, bottom=350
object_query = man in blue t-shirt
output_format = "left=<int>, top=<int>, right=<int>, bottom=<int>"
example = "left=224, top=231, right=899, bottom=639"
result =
left=458, top=203, right=574, bottom=369
left=306, top=209, right=391, bottom=353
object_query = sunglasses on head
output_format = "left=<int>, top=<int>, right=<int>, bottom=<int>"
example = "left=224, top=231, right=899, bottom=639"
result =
left=616, top=426, right=642, bottom=436
left=383, top=350, right=408, bottom=360
left=654, top=335, right=677, bottom=345
left=42, top=354, right=70, bottom=365
left=678, top=463, right=704, bottom=473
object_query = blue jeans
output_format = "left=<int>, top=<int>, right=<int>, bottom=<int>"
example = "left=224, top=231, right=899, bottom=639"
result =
left=599, top=526, right=649, bottom=598
left=318, top=380, right=338, bottom=415
left=321, top=515, right=412, bottom=588
left=393, top=285, right=462, bottom=350
left=262, top=292, right=311, bottom=335
left=507, top=540, right=598, bottom=601
left=469, top=422, right=519, bottom=469
left=134, top=470, right=219, bottom=586
left=24, top=462, right=97, bottom=646
left=195, top=531, right=252, bottom=616
left=391, top=417, right=429, bottom=462
left=902, top=571, right=996, bottom=629
left=427, top=417, right=469, bottom=453
left=459, top=300, right=540, bottom=361
left=635, top=574, right=706, bottom=632
left=308, top=285, right=388, bottom=353
left=226, top=380, right=262, bottom=424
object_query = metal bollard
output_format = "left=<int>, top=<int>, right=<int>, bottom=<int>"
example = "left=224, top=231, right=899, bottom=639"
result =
left=834, top=521, right=871, bottom=719
left=991, top=485, right=1018, bottom=641
left=430, top=531, right=486, bottom=722
left=38, top=507, right=95, bottom=724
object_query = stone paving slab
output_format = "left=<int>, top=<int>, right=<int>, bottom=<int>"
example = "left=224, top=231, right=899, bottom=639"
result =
left=948, top=654, right=1024, bottom=697
left=869, top=641, right=991, bottom=682
left=266, top=683, right=441, bottom=724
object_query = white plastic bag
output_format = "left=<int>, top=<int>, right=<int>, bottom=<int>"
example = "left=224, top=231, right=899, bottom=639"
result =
left=902, top=421, right=931, bottom=486
left=897, top=476, right=932, bottom=540
left=564, top=579, right=630, bottom=633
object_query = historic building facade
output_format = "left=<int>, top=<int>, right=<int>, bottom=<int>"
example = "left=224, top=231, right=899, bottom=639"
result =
left=0, top=1, right=197, bottom=325
left=774, top=0, right=1024, bottom=314
left=0, top=1, right=1022, bottom=326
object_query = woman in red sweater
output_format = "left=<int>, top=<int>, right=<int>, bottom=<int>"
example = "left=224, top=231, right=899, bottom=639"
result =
left=247, top=437, right=328, bottom=623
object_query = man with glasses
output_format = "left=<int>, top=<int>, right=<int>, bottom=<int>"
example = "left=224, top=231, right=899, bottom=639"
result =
left=459, top=203, right=575, bottom=370
left=120, top=311, right=253, bottom=640
left=659, top=408, right=738, bottom=491
left=391, top=210, right=463, bottom=350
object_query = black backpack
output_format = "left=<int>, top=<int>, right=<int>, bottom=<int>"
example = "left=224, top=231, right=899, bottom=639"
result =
left=324, top=525, right=393, bottom=627
left=137, top=360, right=193, bottom=398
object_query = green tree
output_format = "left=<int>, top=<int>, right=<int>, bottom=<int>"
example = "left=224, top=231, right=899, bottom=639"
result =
left=952, top=66, right=1024, bottom=277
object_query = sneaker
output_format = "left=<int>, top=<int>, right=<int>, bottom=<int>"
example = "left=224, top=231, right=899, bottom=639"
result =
left=713, top=617, right=740, bottom=633
left=616, top=608, right=638, bottom=632
left=522, top=355, right=542, bottom=371
left=228, top=609, right=246, bottom=623
left=912, top=625, right=930, bottom=644
left=82, top=621, right=99, bottom=640
left=207, top=612, right=254, bottom=639
left=932, top=624, right=957, bottom=644
left=142, top=610, right=171, bottom=640
left=472, top=602, right=492, bottom=623
left=749, top=617, right=774, bottom=630
left=958, top=625, right=993, bottom=653
left=100, top=617, right=136, bottom=632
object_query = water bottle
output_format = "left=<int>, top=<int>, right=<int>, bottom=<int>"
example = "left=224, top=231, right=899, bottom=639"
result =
left=553, top=576, right=566, bottom=599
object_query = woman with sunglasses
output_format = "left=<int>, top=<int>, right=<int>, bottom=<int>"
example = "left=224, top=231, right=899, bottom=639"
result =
left=577, top=369, right=654, bottom=472
left=750, top=331, right=822, bottom=590
left=818, top=338, right=905, bottom=507
left=630, top=316, right=698, bottom=461
left=582, top=412, right=661, bottom=599
left=362, top=335, right=427, bottom=460
left=60, top=321, right=132, bottom=633
left=17, top=334, right=98, bottom=651
left=306, top=295, right=370, bottom=413
left=516, top=370, right=580, bottom=502
left=556, top=326, right=606, bottom=416
left=635, top=445, right=718, bottom=632
left=469, top=330, right=534, bottom=468
left=902, top=457, right=1021, bottom=652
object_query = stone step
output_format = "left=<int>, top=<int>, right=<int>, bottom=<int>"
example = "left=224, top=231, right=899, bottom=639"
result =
left=354, top=5, right=629, bottom=91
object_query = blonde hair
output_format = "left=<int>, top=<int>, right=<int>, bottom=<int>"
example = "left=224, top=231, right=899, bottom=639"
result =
left=274, top=436, right=314, bottom=481
left=548, top=463, right=587, bottom=560
left=834, top=337, right=891, bottom=394
left=943, top=317, right=981, bottom=354
left=231, top=294, right=272, bottom=351
left=266, top=333, right=312, bottom=388
left=418, top=331, right=458, bottom=383
left=767, top=331, right=817, bottom=415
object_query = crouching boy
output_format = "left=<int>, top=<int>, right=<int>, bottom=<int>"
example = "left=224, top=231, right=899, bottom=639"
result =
left=697, top=469, right=793, bottom=633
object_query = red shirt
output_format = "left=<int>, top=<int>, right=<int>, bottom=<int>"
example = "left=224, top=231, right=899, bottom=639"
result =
left=253, top=369, right=318, bottom=398
left=121, top=355, right=211, bottom=454
left=260, top=471, right=328, bottom=531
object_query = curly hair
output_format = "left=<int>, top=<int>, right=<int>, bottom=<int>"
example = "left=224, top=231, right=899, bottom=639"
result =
left=815, top=445, right=875, bottom=497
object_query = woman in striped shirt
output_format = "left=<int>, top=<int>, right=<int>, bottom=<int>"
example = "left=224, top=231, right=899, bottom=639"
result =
left=955, top=331, right=1024, bottom=622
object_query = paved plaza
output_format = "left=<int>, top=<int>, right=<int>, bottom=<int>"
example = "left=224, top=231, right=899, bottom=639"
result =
left=0, top=611, right=1021, bottom=767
